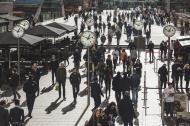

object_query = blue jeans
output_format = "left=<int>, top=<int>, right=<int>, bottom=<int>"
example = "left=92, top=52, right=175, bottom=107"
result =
left=132, top=88, right=138, bottom=104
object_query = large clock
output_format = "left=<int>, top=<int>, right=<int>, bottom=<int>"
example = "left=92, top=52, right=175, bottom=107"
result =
left=12, top=25, right=24, bottom=38
left=134, top=21, right=143, bottom=30
left=86, top=18, right=94, bottom=27
left=80, top=31, right=96, bottom=47
left=163, top=25, right=176, bottom=37
left=19, top=20, right=30, bottom=30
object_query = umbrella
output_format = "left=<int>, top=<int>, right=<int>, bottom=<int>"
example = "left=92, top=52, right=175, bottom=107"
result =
left=46, top=22, right=77, bottom=33
left=25, top=25, right=66, bottom=37
left=0, top=31, right=45, bottom=46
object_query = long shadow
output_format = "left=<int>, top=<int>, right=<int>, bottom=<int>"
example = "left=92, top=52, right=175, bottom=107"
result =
left=45, top=98, right=63, bottom=114
left=78, top=87, right=88, bottom=97
left=24, top=116, right=31, bottom=126
left=20, top=100, right=27, bottom=107
left=62, top=102, right=76, bottom=114
left=40, top=84, right=55, bottom=95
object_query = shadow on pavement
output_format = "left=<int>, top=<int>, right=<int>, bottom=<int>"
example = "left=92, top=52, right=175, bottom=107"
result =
left=21, top=100, right=27, bottom=107
left=78, top=87, right=88, bottom=97
left=45, top=98, right=63, bottom=114
left=62, top=102, right=76, bottom=114
left=24, top=116, right=31, bottom=126
left=40, top=84, right=55, bottom=95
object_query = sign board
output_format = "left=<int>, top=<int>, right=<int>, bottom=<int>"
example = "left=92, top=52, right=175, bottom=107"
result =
left=134, top=37, right=146, bottom=50
left=177, top=36, right=190, bottom=46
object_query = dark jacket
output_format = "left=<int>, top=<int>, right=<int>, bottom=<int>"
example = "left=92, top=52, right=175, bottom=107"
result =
left=106, top=58, right=113, bottom=69
left=10, top=106, right=24, bottom=124
left=148, top=42, right=154, bottom=51
left=134, top=63, right=142, bottom=75
left=0, top=106, right=9, bottom=126
left=23, top=78, right=38, bottom=94
left=184, top=68, right=190, bottom=81
left=50, top=60, right=59, bottom=71
left=69, top=72, right=81, bottom=86
left=56, top=67, right=66, bottom=82
left=118, top=97, right=135, bottom=121
left=30, top=68, right=41, bottom=81
left=112, top=74, right=122, bottom=92
left=158, top=66, right=168, bottom=82
left=120, top=75, right=131, bottom=91
left=131, top=73, right=140, bottom=88
left=8, top=73, right=19, bottom=88
left=91, top=80, right=103, bottom=98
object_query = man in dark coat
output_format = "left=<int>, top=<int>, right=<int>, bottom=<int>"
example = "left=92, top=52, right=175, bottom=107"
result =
left=23, top=74, right=38, bottom=118
left=147, top=41, right=154, bottom=62
left=70, top=69, right=81, bottom=104
left=73, top=48, right=81, bottom=72
left=158, top=64, right=168, bottom=89
left=0, top=100, right=9, bottom=126
left=50, top=55, right=59, bottom=85
left=112, top=72, right=122, bottom=105
left=56, top=63, right=67, bottom=100
left=118, top=92, right=136, bottom=126
left=30, top=63, right=41, bottom=96
left=131, top=71, right=140, bottom=105
left=120, top=72, right=132, bottom=97
left=10, top=100, right=24, bottom=126
left=91, top=77, right=103, bottom=111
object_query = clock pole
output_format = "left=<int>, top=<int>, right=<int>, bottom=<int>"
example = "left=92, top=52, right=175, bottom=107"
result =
left=87, top=47, right=90, bottom=104
left=167, top=37, right=170, bottom=82
left=17, top=38, right=21, bottom=85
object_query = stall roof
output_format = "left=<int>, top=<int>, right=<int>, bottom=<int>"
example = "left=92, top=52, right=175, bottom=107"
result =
left=0, top=14, right=23, bottom=21
left=177, top=36, right=190, bottom=46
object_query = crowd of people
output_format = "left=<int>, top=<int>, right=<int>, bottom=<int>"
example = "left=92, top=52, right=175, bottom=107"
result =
left=0, top=5, right=189, bottom=126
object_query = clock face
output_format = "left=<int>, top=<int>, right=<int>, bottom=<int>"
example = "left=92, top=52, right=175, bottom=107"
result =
left=163, top=25, right=176, bottom=37
left=80, top=31, right=96, bottom=47
left=19, top=20, right=30, bottom=30
left=12, top=25, right=24, bottom=38
left=86, top=18, right=94, bottom=27
left=134, top=21, right=143, bottom=30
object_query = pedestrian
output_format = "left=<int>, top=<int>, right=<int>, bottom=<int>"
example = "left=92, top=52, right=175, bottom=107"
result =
left=120, top=49, right=128, bottom=72
left=104, top=66, right=113, bottom=99
left=118, top=92, right=136, bottom=126
left=50, top=55, right=59, bottom=85
left=0, top=100, right=9, bottom=126
left=103, top=22, right=106, bottom=34
left=146, top=29, right=151, bottom=45
left=160, top=41, right=165, bottom=61
left=131, top=70, right=140, bottom=105
left=30, top=62, right=41, bottom=96
left=56, top=63, right=67, bottom=100
left=163, top=82, right=175, bottom=118
left=130, top=47, right=137, bottom=66
left=158, top=64, right=168, bottom=89
left=115, top=30, right=121, bottom=46
left=121, top=72, right=132, bottom=97
left=175, top=61, right=183, bottom=91
left=23, top=74, right=38, bottom=118
left=147, top=41, right=154, bottom=62
left=98, top=44, right=106, bottom=62
left=100, top=34, right=106, bottom=44
left=69, top=69, right=81, bottom=104
left=10, top=99, right=24, bottom=126
left=112, top=72, right=122, bottom=105
left=106, top=55, right=113, bottom=69
left=73, top=48, right=81, bottom=72
left=74, top=15, right=78, bottom=26
left=104, top=102, right=117, bottom=126
left=112, top=48, right=119, bottom=73
left=184, top=64, right=190, bottom=93
left=134, top=59, right=142, bottom=78
left=8, top=68, right=21, bottom=101
left=91, top=77, right=103, bottom=111
left=97, top=60, right=106, bottom=88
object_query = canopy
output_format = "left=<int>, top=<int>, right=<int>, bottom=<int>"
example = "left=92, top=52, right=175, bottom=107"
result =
left=25, top=25, right=66, bottom=37
left=0, top=32, right=45, bottom=46
left=46, top=22, right=77, bottom=33
left=177, top=36, right=190, bottom=46
left=0, top=14, right=23, bottom=21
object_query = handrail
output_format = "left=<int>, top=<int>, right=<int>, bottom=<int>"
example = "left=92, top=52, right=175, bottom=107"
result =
left=74, top=48, right=90, bottom=126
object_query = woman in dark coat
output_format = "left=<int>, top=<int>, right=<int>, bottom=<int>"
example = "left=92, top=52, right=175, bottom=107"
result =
left=118, top=93, right=136, bottom=126
left=184, top=64, right=190, bottom=92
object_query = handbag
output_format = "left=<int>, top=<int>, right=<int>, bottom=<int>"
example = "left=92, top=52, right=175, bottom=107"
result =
left=54, top=83, right=59, bottom=91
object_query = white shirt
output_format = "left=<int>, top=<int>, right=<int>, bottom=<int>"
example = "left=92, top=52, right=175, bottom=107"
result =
left=163, top=87, right=175, bottom=102
left=112, top=50, right=119, bottom=60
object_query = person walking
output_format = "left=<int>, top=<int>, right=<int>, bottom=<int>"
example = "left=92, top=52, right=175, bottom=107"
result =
left=97, top=60, right=106, bottom=88
left=118, top=92, right=136, bottom=126
left=134, top=59, right=142, bottom=78
left=50, top=55, right=59, bottom=85
left=0, top=100, right=9, bottom=126
left=163, top=82, right=175, bottom=118
left=23, top=74, right=38, bottom=118
left=120, top=49, right=128, bottom=72
left=175, top=61, right=184, bottom=91
left=112, top=72, right=122, bottom=105
left=104, top=66, right=113, bottom=99
left=106, top=55, right=113, bottom=70
left=121, top=72, right=132, bottom=97
left=158, top=64, right=168, bottom=89
left=184, top=64, right=190, bottom=93
left=131, top=70, right=140, bottom=105
left=147, top=41, right=154, bottom=63
left=73, top=48, right=81, bottom=72
left=8, top=68, right=20, bottom=101
left=112, top=48, right=119, bottom=73
left=56, top=63, right=67, bottom=100
left=10, top=99, right=24, bottom=126
left=30, top=62, right=41, bottom=96
left=104, top=102, right=117, bottom=126
left=69, top=69, right=81, bottom=104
